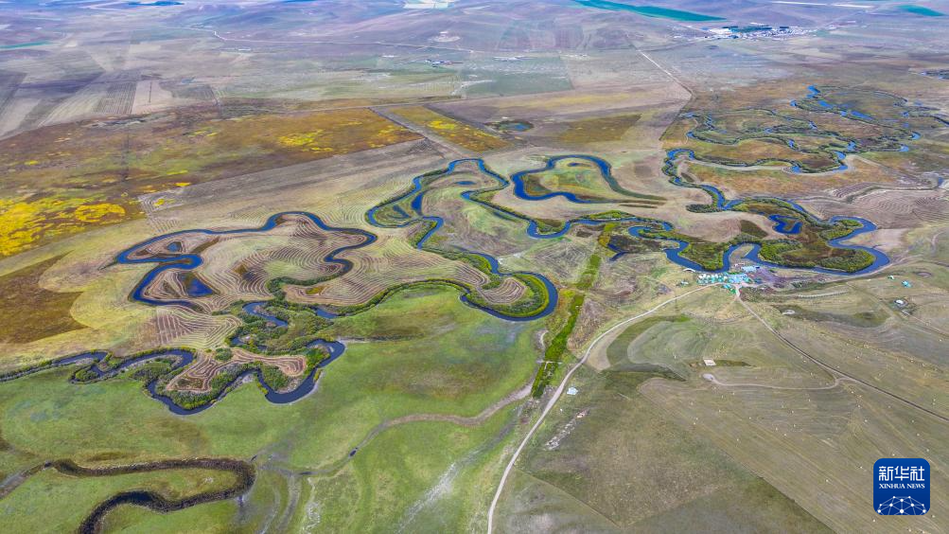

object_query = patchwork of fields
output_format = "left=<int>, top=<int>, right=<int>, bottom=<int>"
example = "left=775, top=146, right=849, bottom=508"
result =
left=1, top=0, right=948, bottom=532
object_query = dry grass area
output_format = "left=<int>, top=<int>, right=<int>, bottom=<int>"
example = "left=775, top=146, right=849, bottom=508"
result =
left=437, top=83, right=688, bottom=123
left=641, top=371, right=946, bottom=534
left=688, top=136, right=835, bottom=168
left=156, top=306, right=241, bottom=350
left=127, top=213, right=373, bottom=312
left=805, top=186, right=949, bottom=231
left=0, top=107, right=418, bottom=256
left=556, top=113, right=640, bottom=144
left=622, top=280, right=949, bottom=534
left=389, top=106, right=509, bottom=152
left=681, top=157, right=902, bottom=198
left=168, top=348, right=306, bottom=393
left=502, top=366, right=831, bottom=533
left=0, top=256, right=84, bottom=343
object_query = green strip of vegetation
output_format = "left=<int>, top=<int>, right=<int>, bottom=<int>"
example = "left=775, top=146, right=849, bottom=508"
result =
left=577, top=254, right=601, bottom=290
left=531, top=292, right=585, bottom=398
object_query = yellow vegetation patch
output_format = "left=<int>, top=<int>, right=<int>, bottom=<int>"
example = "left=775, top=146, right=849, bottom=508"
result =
left=0, top=107, right=418, bottom=257
left=429, top=120, right=459, bottom=131
left=390, top=106, right=508, bottom=153
left=277, top=130, right=335, bottom=152
left=73, top=203, right=126, bottom=224
left=265, top=111, right=417, bottom=155
left=0, top=198, right=54, bottom=256
left=0, top=197, right=133, bottom=256
left=279, top=130, right=324, bottom=147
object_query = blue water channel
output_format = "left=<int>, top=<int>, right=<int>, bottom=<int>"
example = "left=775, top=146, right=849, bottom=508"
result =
left=508, top=154, right=653, bottom=204
left=648, top=84, right=935, bottom=273
left=366, top=158, right=559, bottom=321
left=12, top=137, right=896, bottom=413
left=116, top=212, right=376, bottom=308
left=657, top=148, right=889, bottom=274
left=0, top=341, right=351, bottom=415
left=371, top=151, right=891, bottom=280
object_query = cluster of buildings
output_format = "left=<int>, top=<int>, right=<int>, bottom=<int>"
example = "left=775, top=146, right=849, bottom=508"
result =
left=691, top=264, right=765, bottom=293
left=403, top=0, right=456, bottom=9
left=704, top=25, right=810, bottom=40
left=695, top=271, right=755, bottom=291
left=887, top=275, right=914, bottom=309
left=887, top=275, right=913, bottom=288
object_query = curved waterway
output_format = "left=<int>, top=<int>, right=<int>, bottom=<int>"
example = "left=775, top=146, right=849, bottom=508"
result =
left=70, top=457, right=255, bottom=534
left=0, top=341, right=346, bottom=416
left=2, top=140, right=895, bottom=414
left=370, top=153, right=890, bottom=278
left=366, top=158, right=559, bottom=321
left=517, top=153, right=887, bottom=274
left=0, top=349, right=194, bottom=384
left=654, top=88, right=908, bottom=274
left=118, top=172, right=557, bottom=322
left=146, top=338, right=346, bottom=415
left=115, top=212, right=376, bottom=308
left=509, top=154, right=653, bottom=203
left=654, top=149, right=889, bottom=274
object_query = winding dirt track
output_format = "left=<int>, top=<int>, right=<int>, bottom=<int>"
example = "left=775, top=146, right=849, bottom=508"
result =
left=702, top=373, right=852, bottom=391
left=487, top=285, right=948, bottom=532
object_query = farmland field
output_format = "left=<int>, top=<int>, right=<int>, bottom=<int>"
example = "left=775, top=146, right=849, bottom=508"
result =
left=1, top=0, right=948, bottom=532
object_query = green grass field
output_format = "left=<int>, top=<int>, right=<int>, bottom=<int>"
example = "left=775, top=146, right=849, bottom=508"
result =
left=497, top=365, right=830, bottom=532
left=0, top=287, right=540, bottom=530
left=2, top=4, right=949, bottom=531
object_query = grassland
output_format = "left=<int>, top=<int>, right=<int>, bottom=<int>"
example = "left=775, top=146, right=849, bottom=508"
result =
left=596, top=282, right=949, bottom=533
left=0, top=108, right=418, bottom=256
left=19, top=137, right=889, bottom=414
left=0, top=463, right=245, bottom=532
left=2, top=2, right=949, bottom=531
left=389, top=106, right=509, bottom=152
left=0, top=287, right=540, bottom=531
left=497, top=365, right=830, bottom=532
left=557, top=113, right=641, bottom=144
left=517, top=156, right=665, bottom=205
left=606, top=314, right=688, bottom=367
